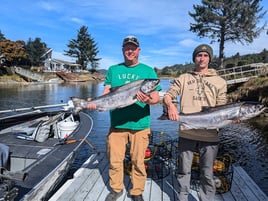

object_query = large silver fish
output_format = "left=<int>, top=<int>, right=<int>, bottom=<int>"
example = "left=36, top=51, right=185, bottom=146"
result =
left=71, top=79, right=160, bottom=113
left=158, top=102, right=267, bottom=130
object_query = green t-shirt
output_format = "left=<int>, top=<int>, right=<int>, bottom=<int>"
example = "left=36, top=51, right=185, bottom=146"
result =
left=104, top=63, right=161, bottom=130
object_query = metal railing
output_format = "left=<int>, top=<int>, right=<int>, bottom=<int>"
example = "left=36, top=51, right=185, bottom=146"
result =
left=217, top=63, right=268, bottom=84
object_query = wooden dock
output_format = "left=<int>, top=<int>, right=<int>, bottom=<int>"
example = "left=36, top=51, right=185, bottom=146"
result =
left=49, top=152, right=268, bottom=201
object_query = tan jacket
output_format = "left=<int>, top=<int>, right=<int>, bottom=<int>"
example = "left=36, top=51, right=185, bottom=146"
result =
left=165, top=68, right=227, bottom=142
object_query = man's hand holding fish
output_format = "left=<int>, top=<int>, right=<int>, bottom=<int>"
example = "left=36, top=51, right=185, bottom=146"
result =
left=136, top=90, right=159, bottom=105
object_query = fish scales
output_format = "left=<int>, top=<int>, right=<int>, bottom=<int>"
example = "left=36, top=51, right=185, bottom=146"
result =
left=71, top=79, right=160, bottom=113
left=179, top=103, right=243, bottom=129
left=90, top=82, right=142, bottom=110
left=159, top=102, right=267, bottom=130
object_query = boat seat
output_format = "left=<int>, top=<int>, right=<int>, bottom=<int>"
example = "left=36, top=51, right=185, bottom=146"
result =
left=8, top=144, right=53, bottom=172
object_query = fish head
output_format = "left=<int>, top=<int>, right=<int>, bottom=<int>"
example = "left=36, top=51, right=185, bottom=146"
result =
left=140, top=79, right=160, bottom=94
left=239, top=102, right=267, bottom=120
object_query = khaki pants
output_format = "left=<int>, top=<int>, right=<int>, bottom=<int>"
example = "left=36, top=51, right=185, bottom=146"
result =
left=107, top=128, right=150, bottom=195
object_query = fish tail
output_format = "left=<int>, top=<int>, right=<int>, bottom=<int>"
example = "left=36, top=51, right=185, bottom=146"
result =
left=71, top=97, right=89, bottom=113
left=157, top=113, right=169, bottom=120
left=157, top=104, right=169, bottom=120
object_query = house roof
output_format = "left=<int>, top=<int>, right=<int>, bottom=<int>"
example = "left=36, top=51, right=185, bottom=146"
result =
left=41, top=48, right=53, bottom=58
left=51, top=58, right=81, bottom=67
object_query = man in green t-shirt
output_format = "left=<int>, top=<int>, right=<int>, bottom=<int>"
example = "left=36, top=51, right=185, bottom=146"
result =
left=88, top=36, right=161, bottom=201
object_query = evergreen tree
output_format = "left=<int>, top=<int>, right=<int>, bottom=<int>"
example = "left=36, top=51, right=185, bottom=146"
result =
left=25, top=38, right=47, bottom=66
left=0, top=30, right=6, bottom=41
left=64, top=26, right=101, bottom=70
left=189, top=0, right=267, bottom=67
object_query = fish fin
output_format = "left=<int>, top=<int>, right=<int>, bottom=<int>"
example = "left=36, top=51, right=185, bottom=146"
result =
left=109, top=86, right=120, bottom=93
left=97, top=108, right=106, bottom=112
left=200, top=106, right=211, bottom=112
left=180, top=124, right=191, bottom=130
left=157, top=114, right=169, bottom=120
left=109, top=81, right=136, bottom=93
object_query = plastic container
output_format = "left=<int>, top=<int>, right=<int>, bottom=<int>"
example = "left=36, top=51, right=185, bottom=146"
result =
left=57, top=121, right=78, bottom=139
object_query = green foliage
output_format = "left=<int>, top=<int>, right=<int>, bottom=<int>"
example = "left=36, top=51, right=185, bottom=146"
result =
left=64, top=26, right=101, bottom=70
left=189, top=0, right=267, bottom=66
left=158, top=49, right=268, bottom=77
left=260, top=48, right=268, bottom=62
left=225, top=49, right=268, bottom=66
left=158, top=63, right=195, bottom=77
left=25, top=38, right=47, bottom=66
left=225, top=63, right=235, bottom=68
left=237, top=60, right=249, bottom=66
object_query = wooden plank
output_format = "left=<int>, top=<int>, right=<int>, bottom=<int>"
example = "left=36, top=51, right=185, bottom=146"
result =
left=162, top=170, right=178, bottom=200
left=49, top=153, right=105, bottom=201
left=119, top=175, right=131, bottom=201
left=96, top=161, right=131, bottom=201
left=214, top=194, right=224, bottom=201
left=71, top=154, right=109, bottom=201
left=150, top=178, right=163, bottom=201
left=142, top=178, right=152, bottom=201
left=50, top=153, right=268, bottom=201
left=171, top=171, right=179, bottom=201
left=219, top=191, right=236, bottom=201
left=228, top=177, right=248, bottom=201
left=232, top=167, right=257, bottom=201
left=233, top=166, right=268, bottom=201
left=81, top=164, right=109, bottom=201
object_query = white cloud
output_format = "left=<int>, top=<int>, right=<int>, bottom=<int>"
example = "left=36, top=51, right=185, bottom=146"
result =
left=70, top=17, right=85, bottom=25
left=1, top=0, right=267, bottom=68
left=39, top=1, right=59, bottom=11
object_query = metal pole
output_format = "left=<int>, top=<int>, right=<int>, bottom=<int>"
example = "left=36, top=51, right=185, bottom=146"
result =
left=0, top=102, right=71, bottom=114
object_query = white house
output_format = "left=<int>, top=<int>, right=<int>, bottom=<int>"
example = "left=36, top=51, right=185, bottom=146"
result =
left=42, top=48, right=81, bottom=72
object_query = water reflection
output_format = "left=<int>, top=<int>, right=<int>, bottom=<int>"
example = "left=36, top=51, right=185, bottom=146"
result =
left=0, top=80, right=267, bottom=196
left=219, top=122, right=268, bottom=195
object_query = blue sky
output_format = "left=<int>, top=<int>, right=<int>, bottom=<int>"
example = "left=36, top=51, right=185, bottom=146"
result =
left=1, top=0, right=267, bottom=69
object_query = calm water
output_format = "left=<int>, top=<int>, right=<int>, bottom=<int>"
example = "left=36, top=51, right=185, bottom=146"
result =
left=0, top=79, right=267, bottom=196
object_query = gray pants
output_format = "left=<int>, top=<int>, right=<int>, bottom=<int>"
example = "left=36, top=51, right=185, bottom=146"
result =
left=0, top=143, right=9, bottom=168
left=177, top=138, right=219, bottom=201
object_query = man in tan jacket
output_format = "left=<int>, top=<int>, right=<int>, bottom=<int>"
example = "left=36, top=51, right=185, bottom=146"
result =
left=163, top=44, right=227, bottom=201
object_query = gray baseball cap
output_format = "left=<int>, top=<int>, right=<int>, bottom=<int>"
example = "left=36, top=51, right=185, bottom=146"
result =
left=122, top=35, right=139, bottom=47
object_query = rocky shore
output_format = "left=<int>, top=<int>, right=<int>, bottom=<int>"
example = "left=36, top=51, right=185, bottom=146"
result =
left=0, top=71, right=105, bottom=84
left=227, top=76, right=268, bottom=105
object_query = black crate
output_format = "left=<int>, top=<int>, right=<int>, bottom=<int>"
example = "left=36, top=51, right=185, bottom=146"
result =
left=190, top=153, right=233, bottom=193
left=124, top=131, right=178, bottom=180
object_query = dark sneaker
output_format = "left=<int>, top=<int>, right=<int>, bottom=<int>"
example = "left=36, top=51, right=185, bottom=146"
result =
left=105, top=190, right=123, bottom=201
left=131, top=194, right=144, bottom=201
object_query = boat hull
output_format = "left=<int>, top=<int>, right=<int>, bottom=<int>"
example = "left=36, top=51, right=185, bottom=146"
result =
left=0, top=111, right=93, bottom=200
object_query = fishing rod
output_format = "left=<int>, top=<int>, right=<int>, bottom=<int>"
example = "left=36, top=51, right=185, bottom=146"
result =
left=0, top=100, right=74, bottom=114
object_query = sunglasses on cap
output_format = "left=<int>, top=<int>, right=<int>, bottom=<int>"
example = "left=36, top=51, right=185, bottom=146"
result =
left=122, top=36, right=139, bottom=47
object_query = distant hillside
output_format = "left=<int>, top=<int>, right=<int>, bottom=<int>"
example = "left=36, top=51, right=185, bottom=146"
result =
left=97, top=69, right=107, bottom=75
left=157, top=49, right=268, bottom=77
